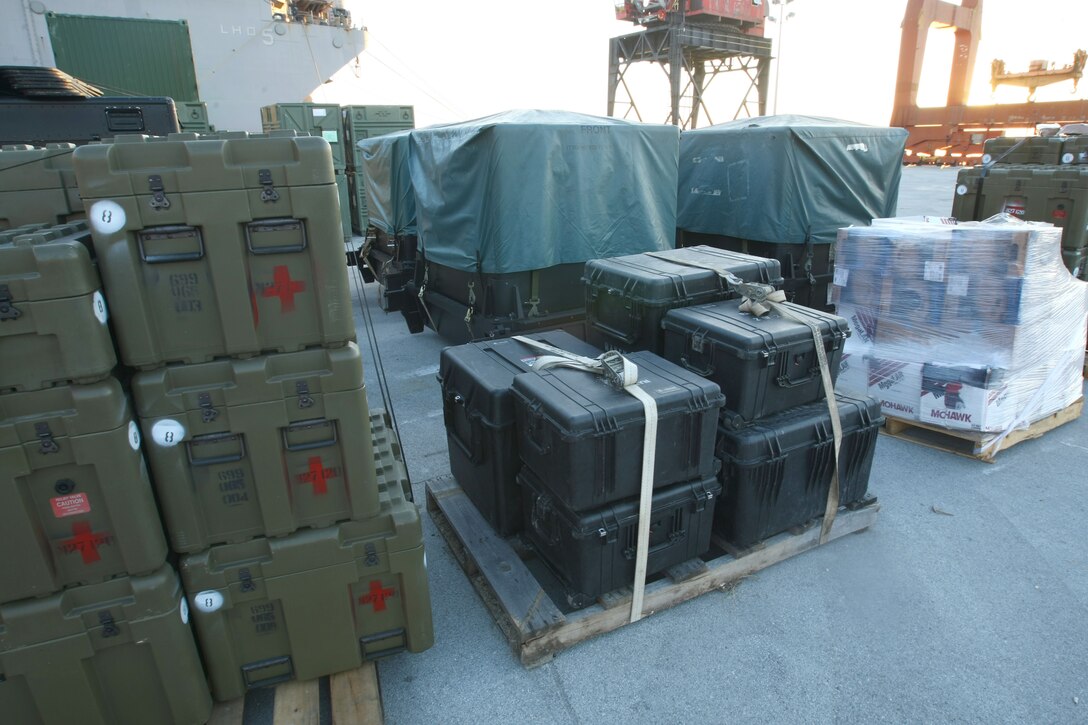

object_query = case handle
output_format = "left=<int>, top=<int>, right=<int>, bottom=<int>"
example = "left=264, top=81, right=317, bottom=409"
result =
left=679, top=355, right=714, bottom=377
left=589, top=318, right=638, bottom=346
left=187, top=432, right=246, bottom=466
left=281, top=419, right=337, bottom=452
left=443, top=393, right=483, bottom=464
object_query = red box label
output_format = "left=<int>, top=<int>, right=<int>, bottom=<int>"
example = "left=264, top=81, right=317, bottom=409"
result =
left=51, top=493, right=91, bottom=518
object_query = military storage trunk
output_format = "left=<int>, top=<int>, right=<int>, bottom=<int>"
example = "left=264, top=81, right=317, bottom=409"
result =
left=0, top=143, right=83, bottom=229
left=180, top=417, right=432, bottom=701
left=342, top=105, right=416, bottom=170
left=0, top=379, right=167, bottom=602
left=72, top=132, right=355, bottom=368
left=0, top=97, right=181, bottom=147
left=662, top=299, right=849, bottom=428
left=583, top=246, right=784, bottom=354
left=175, top=102, right=212, bottom=133
left=0, top=565, right=212, bottom=725
left=439, top=331, right=601, bottom=536
left=335, top=171, right=353, bottom=241
left=714, top=395, right=881, bottom=548
left=520, top=468, right=720, bottom=608
left=261, top=103, right=347, bottom=170
left=981, top=136, right=1064, bottom=165
left=131, top=343, right=376, bottom=553
left=511, top=350, right=724, bottom=510
left=0, top=221, right=116, bottom=392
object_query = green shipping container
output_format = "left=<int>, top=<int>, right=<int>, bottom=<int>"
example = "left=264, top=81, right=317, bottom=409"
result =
left=175, top=101, right=211, bottom=133
left=72, top=132, right=355, bottom=368
left=336, top=171, right=352, bottom=241
left=180, top=414, right=432, bottom=701
left=982, top=136, right=1064, bottom=165
left=0, top=564, right=212, bottom=725
left=342, top=105, right=415, bottom=171
left=261, top=103, right=347, bottom=170
left=0, top=221, right=116, bottom=392
left=0, top=379, right=167, bottom=602
left=0, top=144, right=83, bottom=230
left=964, top=165, right=1088, bottom=250
left=950, top=166, right=984, bottom=222
left=131, top=343, right=377, bottom=553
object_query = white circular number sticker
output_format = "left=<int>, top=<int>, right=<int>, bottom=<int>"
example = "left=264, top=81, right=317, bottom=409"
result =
left=981, top=154, right=992, bottom=165
left=92, top=291, right=108, bottom=324
left=1062, top=152, right=1075, bottom=164
left=955, top=184, right=968, bottom=196
left=194, top=590, right=224, bottom=614
left=88, top=200, right=126, bottom=235
left=151, top=419, right=186, bottom=447
left=180, top=597, right=190, bottom=624
left=127, top=421, right=141, bottom=450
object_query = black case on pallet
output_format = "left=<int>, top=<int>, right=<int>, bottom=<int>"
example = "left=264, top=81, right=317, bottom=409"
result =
left=423, top=260, right=585, bottom=318
left=661, top=298, right=849, bottom=428
left=439, top=331, right=602, bottom=536
left=511, top=350, right=724, bottom=510
left=715, top=394, right=882, bottom=548
left=583, top=246, right=783, bottom=354
left=679, top=230, right=834, bottom=312
left=417, top=286, right=585, bottom=345
left=0, top=97, right=181, bottom=147
left=520, top=467, right=721, bottom=607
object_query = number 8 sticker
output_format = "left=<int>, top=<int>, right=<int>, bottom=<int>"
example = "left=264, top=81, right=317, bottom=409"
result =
left=88, top=200, right=127, bottom=235
left=194, top=590, right=224, bottom=613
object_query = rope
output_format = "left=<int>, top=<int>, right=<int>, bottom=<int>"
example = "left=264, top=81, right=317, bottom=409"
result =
left=512, top=336, right=658, bottom=623
left=646, top=252, right=844, bottom=543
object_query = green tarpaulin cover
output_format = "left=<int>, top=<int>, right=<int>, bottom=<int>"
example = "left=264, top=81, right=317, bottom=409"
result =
left=677, top=115, right=908, bottom=246
left=408, top=109, right=679, bottom=274
left=359, top=129, right=415, bottom=235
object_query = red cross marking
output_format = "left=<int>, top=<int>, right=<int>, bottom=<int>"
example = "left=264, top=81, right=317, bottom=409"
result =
left=60, top=522, right=110, bottom=564
left=262, top=265, right=306, bottom=312
left=360, top=580, right=395, bottom=613
left=298, top=456, right=338, bottom=495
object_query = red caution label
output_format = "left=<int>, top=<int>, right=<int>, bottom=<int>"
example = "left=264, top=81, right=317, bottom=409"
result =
left=58, top=522, right=112, bottom=564
left=360, top=580, right=396, bottom=612
left=296, top=457, right=339, bottom=495
left=261, top=265, right=306, bottom=312
left=51, top=493, right=91, bottom=518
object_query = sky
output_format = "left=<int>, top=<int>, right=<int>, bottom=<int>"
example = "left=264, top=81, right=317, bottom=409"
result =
left=314, top=0, right=1088, bottom=130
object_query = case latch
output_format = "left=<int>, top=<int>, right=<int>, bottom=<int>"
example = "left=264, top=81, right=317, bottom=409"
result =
left=295, top=381, right=314, bottom=409
left=690, top=330, right=706, bottom=353
left=259, top=169, right=280, bottom=202
left=198, top=392, right=219, bottom=423
left=35, top=423, right=59, bottom=454
left=148, top=174, right=170, bottom=210
left=0, top=285, right=21, bottom=321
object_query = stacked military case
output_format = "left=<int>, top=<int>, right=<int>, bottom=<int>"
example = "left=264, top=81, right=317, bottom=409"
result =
left=175, top=101, right=213, bottom=134
left=406, top=110, right=681, bottom=343
left=71, top=131, right=433, bottom=703
left=832, top=217, right=1087, bottom=433
left=357, top=130, right=420, bottom=318
left=0, top=143, right=84, bottom=229
left=0, top=222, right=213, bottom=724
left=951, top=134, right=1088, bottom=280
left=439, top=332, right=726, bottom=607
left=676, top=115, right=908, bottom=311
left=343, top=105, right=415, bottom=236
left=260, top=103, right=353, bottom=241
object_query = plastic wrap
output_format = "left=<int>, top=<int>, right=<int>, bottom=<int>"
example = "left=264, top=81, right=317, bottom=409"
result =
left=832, top=215, right=1087, bottom=434
left=677, top=115, right=907, bottom=245
left=359, top=129, right=415, bottom=235
left=408, top=109, right=678, bottom=274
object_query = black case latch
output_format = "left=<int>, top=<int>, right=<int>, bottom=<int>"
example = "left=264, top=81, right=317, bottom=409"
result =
left=0, top=285, right=21, bottom=321
left=148, top=174, right=170, bottom=210
left=259, top=169, right=280, bottom=202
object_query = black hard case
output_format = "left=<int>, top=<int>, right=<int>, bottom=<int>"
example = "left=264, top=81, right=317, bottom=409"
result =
left=0, top=97, right=180, bottom=147
left=714, top=394, right=882, bottom=548
left=439, top=331, right=601, bottom=536
left=661, top=299, right=849, bottom=428
left=583, top=246, right=783, bottom=354
left=521, top=467, right=721, bottom=607
left=511, top=350, right=724, bottom=510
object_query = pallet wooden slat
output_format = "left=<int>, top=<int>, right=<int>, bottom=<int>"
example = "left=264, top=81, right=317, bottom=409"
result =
left=272, top=679, right=322, bottom=725
left=881, top=398, right=1083, bottom=462
left=426, top=476, right=880, bottom=668
left=331, top=663, right=384, bottom=725
left=206, top=697, right=245, bottom=725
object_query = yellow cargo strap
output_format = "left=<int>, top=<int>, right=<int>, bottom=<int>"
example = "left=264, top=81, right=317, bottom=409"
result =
left=512, top=336, right=658, bottom=624
left=646, top=252, right=843, bottom=543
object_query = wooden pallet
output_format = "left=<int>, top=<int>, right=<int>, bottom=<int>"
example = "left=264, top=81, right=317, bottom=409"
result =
left=206, top=662, right=383, bottom=725
left=426, top=475, right=880, bottom=668
left=881, top=397, right=1083, bottom=463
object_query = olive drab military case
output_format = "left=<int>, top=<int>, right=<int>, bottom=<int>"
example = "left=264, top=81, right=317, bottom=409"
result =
left=72, top=131, right=355, bottom=368
left=342, top=105, right=415, bottom=170
left=583, top=246, right=784, bottom=354
left=175, top=102, right=212, bottom=133
left=335, top=171, right=352, bottom=240
left=981, top=136, right=1064, bottom=165
left=0, top=143, right=83, bottom=230
left=0, top=221, right=116, bottom=392
left=0, top=379, right=168, bottom=602
left=260, top=103, right=347, bottom=170
left=131, top=342, right=377, bottom=552
left=180, top=416, right=433, bottom=701
left=0, top=565, right=212, bottom=725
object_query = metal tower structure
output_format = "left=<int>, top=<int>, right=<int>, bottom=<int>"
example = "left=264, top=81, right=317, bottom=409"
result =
left=607, top=4, right=773, bottom=129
